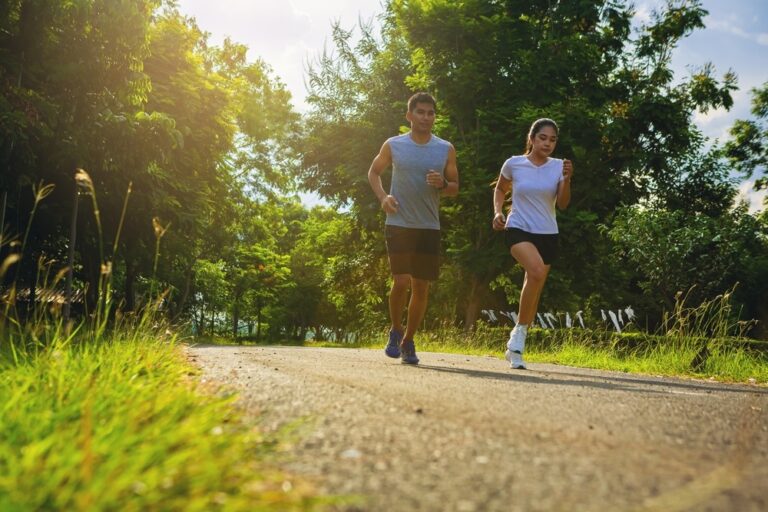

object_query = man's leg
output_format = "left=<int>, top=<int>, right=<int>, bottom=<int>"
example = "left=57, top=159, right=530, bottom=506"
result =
left=389, top=274, right=410, bottom=333
left=403, top=278, right=430, bottom=341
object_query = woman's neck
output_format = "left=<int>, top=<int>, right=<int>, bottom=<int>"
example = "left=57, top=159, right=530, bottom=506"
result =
left=526, top=152, right=548, bottom=166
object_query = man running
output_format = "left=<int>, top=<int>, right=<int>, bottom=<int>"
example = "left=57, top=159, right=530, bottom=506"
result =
left=367, top=92, right=459, bottom=364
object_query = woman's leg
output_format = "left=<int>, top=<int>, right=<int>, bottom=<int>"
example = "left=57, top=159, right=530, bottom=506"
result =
left=510, top=242, right=551, bottom=325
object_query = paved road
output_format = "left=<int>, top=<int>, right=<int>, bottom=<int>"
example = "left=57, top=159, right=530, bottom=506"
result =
left=188, top=345, right=768, bottom=512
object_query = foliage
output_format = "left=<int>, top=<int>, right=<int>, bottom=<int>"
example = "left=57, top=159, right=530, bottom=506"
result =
left=1, top=4, right=300, bottom=331
left=724, top=81, right=768, bottom=197
left=606, top=203, right=768, bottom=330
left=2, top=0, right=766, bottom=342
left=301, top=0, right=743, bottom=331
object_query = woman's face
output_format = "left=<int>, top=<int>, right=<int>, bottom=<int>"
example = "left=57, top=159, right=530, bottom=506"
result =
left=530, top=125, right=558, bottom=156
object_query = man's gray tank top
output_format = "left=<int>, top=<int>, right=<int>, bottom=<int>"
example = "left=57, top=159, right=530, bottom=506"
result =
left=385, top=132, right=451, bottom=230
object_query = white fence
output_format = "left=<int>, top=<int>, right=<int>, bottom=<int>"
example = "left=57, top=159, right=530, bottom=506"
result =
left=480, top=307, right=637, bottom=333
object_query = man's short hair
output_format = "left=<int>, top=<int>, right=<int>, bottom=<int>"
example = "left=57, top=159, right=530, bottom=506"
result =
left=407, top=92, right=437, bottom=112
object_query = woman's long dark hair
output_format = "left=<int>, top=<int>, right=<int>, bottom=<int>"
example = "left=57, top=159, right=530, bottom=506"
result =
left=525, top=118, right=559, bottom=153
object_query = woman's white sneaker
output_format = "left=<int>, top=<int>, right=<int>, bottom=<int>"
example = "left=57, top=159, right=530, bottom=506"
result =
left=505, top=325, right=528, bottom=369
left=505, top=349, right=526, bottom=369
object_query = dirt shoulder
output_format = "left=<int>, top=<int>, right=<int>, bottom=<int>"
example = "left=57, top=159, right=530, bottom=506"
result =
left=189, top=345, right=768, bottom=512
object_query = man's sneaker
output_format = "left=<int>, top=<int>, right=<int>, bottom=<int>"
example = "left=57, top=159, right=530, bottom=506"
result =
left=505, top=325, right=528, bottom=369
left=385, top=329, right=403, bottom=358
left=400, top=339, right=420, bottom=365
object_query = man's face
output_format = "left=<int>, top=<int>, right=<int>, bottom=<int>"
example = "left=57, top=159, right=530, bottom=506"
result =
left=406, top=102, right=436, bottom=133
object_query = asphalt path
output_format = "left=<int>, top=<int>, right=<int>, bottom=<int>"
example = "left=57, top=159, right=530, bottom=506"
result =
left=188, top=345, right=768, bottom=512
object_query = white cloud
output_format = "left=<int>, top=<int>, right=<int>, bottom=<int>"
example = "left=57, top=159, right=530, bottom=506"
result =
left=707, top=18, right=768, bottom=46
left=737, top=179, right=767, bottom=214
left=633, top=4, right=653, bottom=24
left=177, top=0, right=383, bottom=112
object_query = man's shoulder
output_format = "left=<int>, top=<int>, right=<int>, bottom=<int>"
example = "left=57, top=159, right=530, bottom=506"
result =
left=386, top=133, right=411, bottom=146
left=431, top=134, right=453, bottom=148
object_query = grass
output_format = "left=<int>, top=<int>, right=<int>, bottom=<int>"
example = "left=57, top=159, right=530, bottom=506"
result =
left=0, top=171, right=335, bottom=510
left=213, top=321, right=768, bottom=386
left=0, top=329, right=328, bottom=511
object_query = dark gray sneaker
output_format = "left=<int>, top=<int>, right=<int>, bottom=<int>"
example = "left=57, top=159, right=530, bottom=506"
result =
left=400, top=339, right=419, bottom=365
left=385, top=329, right=403, bottom=358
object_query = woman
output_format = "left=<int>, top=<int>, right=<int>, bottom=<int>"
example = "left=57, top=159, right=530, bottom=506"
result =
left=492, top=118, right=573, bottom=369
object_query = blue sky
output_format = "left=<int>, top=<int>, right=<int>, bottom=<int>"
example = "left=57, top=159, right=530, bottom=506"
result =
left=177, top=0, right=767, bottom=209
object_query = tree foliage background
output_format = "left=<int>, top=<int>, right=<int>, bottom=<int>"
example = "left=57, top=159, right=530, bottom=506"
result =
left=1, top=0, right=766, bottom=340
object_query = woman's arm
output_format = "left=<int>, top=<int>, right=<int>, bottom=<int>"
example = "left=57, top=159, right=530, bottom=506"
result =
left=556, top=159, right=573, bottom=210
left=492, top=174, right=511, bottom=230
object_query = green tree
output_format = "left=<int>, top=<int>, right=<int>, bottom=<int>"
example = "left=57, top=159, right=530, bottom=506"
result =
left=192, top=258, right=230, bottom=336
left=0, top=0, right=163, bottom=306
left=606, top=204, right=768, bottom=332
left=302, top=0, right=737, bottom=329
left=724, top=81, right=768, bottom=200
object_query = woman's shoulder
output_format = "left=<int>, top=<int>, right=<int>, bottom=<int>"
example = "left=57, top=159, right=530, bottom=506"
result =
left=503, top=155, right=528, bottom=167
left=546, top=157, right=564, bottom=167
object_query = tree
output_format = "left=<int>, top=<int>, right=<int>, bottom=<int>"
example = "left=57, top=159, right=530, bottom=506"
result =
left=302, top=0, right=738, bottom=328
left=0, top=0, right=163, bottom=307
left=607, top=204, right=768, bottom=332
left=724, top=81, right=768, bottom=201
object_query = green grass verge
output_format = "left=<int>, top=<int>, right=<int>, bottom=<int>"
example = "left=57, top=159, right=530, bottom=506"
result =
left=0, top=332, right=329, bottom=511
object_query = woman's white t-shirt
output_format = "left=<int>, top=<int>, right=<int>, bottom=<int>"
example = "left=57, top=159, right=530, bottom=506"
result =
left=500, top=155, right=564, bottom=234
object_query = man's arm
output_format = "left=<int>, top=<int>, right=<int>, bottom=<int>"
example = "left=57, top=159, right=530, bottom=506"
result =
left=367, top=142, right=398, bottom=213
left=440, top=144, right=459, bottom=197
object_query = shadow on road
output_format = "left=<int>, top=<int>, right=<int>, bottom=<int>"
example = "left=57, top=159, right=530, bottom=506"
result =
left=415, top=363, right=768, bottom=395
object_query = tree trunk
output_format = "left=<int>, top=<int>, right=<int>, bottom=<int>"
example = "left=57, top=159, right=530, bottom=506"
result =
left=256, top=299, right=262, bottom=341
left=173, top=265, right=195, bottom=321
left=232, top=298, right=240, bottom=340
left=463, top=274, right=489, bottom=332
left=197, top=305, right=205, bottom=336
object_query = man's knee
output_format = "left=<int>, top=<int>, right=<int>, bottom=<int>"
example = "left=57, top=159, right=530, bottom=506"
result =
left=410, top=278, right=431, bottom=296
left=392, top=274, right=411, bottom=290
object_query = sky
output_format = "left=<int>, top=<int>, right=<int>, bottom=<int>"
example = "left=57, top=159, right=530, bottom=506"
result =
left=176, top=0, right=767, bottom=210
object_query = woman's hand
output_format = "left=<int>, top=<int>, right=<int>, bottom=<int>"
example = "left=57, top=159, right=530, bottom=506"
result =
left=492, top=212, right=506, bottom=231
left=562, top=159, right=574, bottom=181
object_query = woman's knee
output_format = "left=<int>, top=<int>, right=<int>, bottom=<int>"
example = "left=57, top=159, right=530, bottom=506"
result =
left=525, top=265, right=549, bottom=284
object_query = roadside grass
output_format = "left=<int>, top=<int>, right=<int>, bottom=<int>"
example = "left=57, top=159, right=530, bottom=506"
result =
left=0, top=171, right=334, bottom=511
left=211, top=322, right=768, bottom=386
left=213, top=288, right=768, bottom=386
left=0, top=328, right=329, bottom=511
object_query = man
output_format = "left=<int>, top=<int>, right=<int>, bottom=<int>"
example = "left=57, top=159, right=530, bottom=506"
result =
left=367, top=92, right=459, bottom=364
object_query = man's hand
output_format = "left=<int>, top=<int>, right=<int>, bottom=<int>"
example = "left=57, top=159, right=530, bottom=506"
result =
left=426, top=170, right=446, bottom=189
left=381, top=195, right=399, bottom=214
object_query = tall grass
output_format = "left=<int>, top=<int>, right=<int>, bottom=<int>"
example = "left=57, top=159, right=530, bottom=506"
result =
left=0, top=173, right=329, bottom=510
left=0, top=333, right=323, bottom=511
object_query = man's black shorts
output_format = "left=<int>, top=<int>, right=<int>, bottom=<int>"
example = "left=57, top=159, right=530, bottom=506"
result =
left=504, top=228, right=559, bottom=265
left=385, top=225, right=441, bottom=281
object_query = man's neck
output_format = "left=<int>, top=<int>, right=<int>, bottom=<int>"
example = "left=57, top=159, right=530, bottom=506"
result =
left=409, top=131, right=432, bottom=145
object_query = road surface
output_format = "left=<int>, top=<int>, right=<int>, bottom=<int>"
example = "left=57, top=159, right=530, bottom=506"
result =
left=188, top=345, right=768, bottom=512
